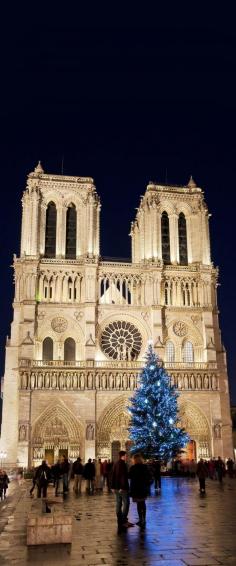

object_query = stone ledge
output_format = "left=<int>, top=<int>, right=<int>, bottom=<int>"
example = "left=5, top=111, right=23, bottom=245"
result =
left=27, top=513, right=72, bottom=545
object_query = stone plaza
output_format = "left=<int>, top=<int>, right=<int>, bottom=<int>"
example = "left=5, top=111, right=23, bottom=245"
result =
left=0, top=477, right=236, bottom=565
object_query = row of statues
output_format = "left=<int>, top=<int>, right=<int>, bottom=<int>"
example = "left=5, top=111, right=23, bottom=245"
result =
left=20, top=371, right=138, bottom=390
left=20, top=371, right=218, bottom=391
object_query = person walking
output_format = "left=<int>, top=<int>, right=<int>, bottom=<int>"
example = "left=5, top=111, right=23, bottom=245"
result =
left=215, top=456, right=225, bottom=483
left=106, top=459, right=113, bottom=492
left=35, top=460, right=51, bottom=499
left=53, top=459, right=63, bottom=496
left=29, top=467, right=38, bottom=497
left=111, top=450, right=133, bottom=532
left=61, top=455, right=70, bottom=493
left=152, top=459, right=162, bottom=492
left=83, top=458, right=96, bottom=494
left=72, top=457, right=84, bottom=494
left=129, top=454, right=150, bottom=528
left=196, top=458, right=208, bottom=494
left=95, top=458, right=103, bottom=492
left=0, top=470, right=9, bottom=500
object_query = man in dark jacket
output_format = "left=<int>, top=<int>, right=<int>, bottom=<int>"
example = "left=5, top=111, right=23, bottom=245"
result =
left=83, top=458, right=95, bottom=494
left=35, top=460, right=51, bottom=498
left=111, top=450, right=133, bottom=531
left=72, top=457, right=84, bottom=494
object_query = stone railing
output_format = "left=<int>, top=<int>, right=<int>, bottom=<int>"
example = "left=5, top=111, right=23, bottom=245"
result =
left=19, top=359, right=217, bottom=370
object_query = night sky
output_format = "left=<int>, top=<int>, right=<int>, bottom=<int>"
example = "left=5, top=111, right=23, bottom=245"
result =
left=1, top=11, right=236, bottom=402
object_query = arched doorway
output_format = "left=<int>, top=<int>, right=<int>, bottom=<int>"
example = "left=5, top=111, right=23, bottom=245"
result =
left=32, top=402, right=82, bottom=466
left=97, top=395, right=130, bottom=459
left=179, top=402, right=211, bottom=460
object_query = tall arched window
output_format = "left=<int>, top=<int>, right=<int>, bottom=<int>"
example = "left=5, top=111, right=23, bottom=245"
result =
left=65, top=204, right=77, bottom=259
left=182, top=340, right=194, bottom=363
left=45, top=202, right=57, bottom=258
left=64, top=337, right=76, bottom=361
left=166, top=341, right=175, bottom=363
left=42, top=337, right=53, bottom=361
left=178, top=212, right=188, bottom=265
left=161, top=211, right=170, bottom=264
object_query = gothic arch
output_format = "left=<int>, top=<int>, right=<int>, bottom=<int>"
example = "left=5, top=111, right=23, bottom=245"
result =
left=33, top=400, right=83, bottom=442
left=179, top=400, right=211, bottom=458
left=97, top=395, right=130, bottom=457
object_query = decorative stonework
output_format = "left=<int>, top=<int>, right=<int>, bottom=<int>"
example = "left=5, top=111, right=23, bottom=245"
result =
left=51, top=317, right=68, bottom=333
left=100, top=321, right=142, bottom=360
left=173, top=321, right=187, bottom=337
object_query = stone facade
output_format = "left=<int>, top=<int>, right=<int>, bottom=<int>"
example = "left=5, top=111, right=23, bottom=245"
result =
left=0, top=163, right=233, bottom=466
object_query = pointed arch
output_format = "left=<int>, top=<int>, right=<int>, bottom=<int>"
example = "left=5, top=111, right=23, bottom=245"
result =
left=166, top=341, right=175, bottom=363
left=45, top=202, right=57, bottom=258
left=64, top=337, right=76, bottom=361
left=32, top=401, right=83, bottom=444
left=182, top=340, right=194, bottom=363
left=42, top=337, right=53, bottom=361
left=161, top=211, right=170, bottom=264
left=65, top=203, right=77, bottom=259
left=179, top=400, right=211, bottom=458
left=178, top=212, right=188, bottom=265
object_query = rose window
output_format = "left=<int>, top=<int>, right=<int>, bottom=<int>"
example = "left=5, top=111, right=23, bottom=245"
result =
left=101, top=321, right=142, bottom=360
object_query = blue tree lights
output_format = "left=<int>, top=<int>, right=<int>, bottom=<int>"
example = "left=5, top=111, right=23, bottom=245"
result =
left=128, top=345, right=189, bottom=460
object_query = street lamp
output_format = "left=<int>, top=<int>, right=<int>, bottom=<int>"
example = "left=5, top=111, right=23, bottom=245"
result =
left=0, top=450, right=7, bottom=468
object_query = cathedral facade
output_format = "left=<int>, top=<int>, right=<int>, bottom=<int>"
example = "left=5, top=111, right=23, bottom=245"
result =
left=0, top=162, right=233, bottom=467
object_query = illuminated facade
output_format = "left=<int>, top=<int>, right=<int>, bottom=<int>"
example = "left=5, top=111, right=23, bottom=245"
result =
left=0, top=163, right=233, bottom=466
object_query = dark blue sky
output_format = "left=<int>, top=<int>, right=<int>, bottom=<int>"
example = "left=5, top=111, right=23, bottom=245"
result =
left=0, top=10, right=236, bottom=401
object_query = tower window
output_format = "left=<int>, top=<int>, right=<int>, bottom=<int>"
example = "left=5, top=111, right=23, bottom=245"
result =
left=65, top=204, right=77, bottom=259
left=178, top=212, right=188, bottom=265
left=42, top=337, right=53, bottom=361
left=64, top=337, right=76, bottom=361
left=182, top=340, right=194, bottom=363
left=166, top=341, right=175, bottom=363
left=161, top=212, right=170, bottom=264
left=45, top=202, right=57, bottom=258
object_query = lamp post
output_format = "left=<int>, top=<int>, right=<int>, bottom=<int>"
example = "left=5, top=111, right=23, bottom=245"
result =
left=0, top=450, right=7, bottom=468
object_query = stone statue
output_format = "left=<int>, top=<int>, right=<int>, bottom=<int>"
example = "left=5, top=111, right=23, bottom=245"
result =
left=86, top=424, right=94, bottom=441
left=88, top=372, right=93, bottom=389
left=102, top=373, right=106, bottom=389
left=122, top=374, right=128, bottom=389
left=45, top=372, right=50, bottom=388
left=80, top=373, right=85, bottom=389
left=178, top=375, right=182, bottom=389
left=22, top=372, right=28, bottom=389
left=66, top=374, right=71, bottom=389
left=30, top=373, right=35, bottom=389
left=190, top=375, right=195, bottom=389
left=95, top=373, right=100, bottom=389
left=37, top=373, right=43, bottom=388
left=204, top=375, right=209, bottom=389
left=19, top=424, right=26, bottom=441
left=109, top=373, right=114, bottom=389
left=130, top=374, right=135, bottom=390
left=51, top=373, right=57, bottom=389
left=184, top=375, right=188, bottom=389
left=214, top=423, right=221, bottom=439
left=73, top=373, right=78, bottom=389
left=197, top=374, right=202, bottom=389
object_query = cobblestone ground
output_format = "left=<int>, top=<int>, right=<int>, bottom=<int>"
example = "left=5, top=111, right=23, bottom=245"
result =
left=0, top=477, right=236, bottom=565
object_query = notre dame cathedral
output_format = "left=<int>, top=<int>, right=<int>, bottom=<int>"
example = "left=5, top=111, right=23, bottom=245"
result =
left=0, top=162, right=233, bottom=467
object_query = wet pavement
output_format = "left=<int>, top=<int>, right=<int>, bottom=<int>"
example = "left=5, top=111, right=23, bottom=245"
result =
left=0, top=477, right=236, bottom=565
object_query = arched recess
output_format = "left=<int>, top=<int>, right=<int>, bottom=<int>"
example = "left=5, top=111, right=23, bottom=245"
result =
left=178, top=212, right=188, bottom=265
left=166, top=341, right=175, bottom=363
left=179, top=401, right=211, bottom=459
left=161, top=211, right=170, bottom=264
left=42, top=337, right=53, bottom=361
left=97, top=395, right=130, bottom=458
left=182, top=340, right=194, bottom=363
left=45, top=202, right=57, bottom=258
left=64, top=337, right=76, bottom=361
left=65, top=204, right=77, bottom=259
left=32, top=401, right=83, bottom=464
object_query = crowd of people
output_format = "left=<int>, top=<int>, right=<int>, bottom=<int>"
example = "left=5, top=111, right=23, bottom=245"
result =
left=1, top=453, right=235, bottom=533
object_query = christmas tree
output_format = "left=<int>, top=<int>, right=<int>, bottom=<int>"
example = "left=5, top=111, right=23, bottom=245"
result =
left=128, top=344, right=189, bottom=460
